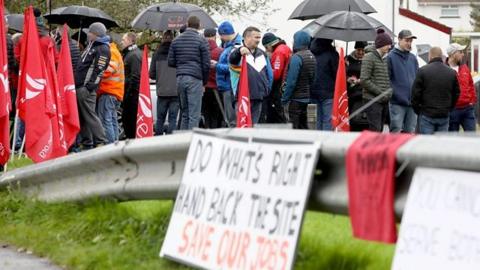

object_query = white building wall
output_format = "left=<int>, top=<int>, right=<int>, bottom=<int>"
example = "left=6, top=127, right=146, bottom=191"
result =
left=417, top=4, right=473, bottom=31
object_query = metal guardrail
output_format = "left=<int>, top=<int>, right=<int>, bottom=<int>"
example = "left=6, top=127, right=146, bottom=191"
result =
left=1, top=129, right=480, bottom=219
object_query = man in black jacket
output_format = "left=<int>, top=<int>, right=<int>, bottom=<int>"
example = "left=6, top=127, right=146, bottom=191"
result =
left=74, top=22, right=110, bottom=149
left=121, top=32, right=142, bottom=139
left=168, top=16, right=210, bottom=130
left=412, top=47, right=460, bottom=134
left=150, top=31, right=179, bottom=135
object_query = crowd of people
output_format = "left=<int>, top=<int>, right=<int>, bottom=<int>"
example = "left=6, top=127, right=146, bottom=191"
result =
left=5, top=10, right=478, bottom=152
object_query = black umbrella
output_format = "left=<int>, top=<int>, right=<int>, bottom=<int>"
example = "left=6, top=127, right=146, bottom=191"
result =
left=6, top=14, right=24, bottom=33
left=131, top=2, right=217, bottom=31
left=302, top=10, right=393, bottom=42
left=44, top=5, right=119, bottom=29
left=289, top=0, right=376, bottom=21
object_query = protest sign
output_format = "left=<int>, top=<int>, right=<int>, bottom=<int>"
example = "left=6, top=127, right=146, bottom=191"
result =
left=160, top=131, right=319, bottom=270
left=392, top=168, right=480, bottom=270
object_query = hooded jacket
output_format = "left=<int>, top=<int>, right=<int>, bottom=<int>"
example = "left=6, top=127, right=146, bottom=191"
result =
left=270, top=41, right=292, bottom=82
left=387, top=47, right=419, bottom=106
left=150, top=42, right=178, bottom=97
left=282, top=31, right=316, bottom=104
left=216, top=33, right=242, bottom=92
left=310, top=38, right=339, bottom=101
left=75, top=36, right=111, bottom=92
left=122, top=44, right=142, bottom=97
left=360, top=46, right=392, bottom=103
left=447, top=63, right=477, bottom=108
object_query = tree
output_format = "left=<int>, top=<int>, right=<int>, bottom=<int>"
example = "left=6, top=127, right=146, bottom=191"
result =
left=6, top=0, right=274, bottom=30
left=470, top=1, right=480, bottom=31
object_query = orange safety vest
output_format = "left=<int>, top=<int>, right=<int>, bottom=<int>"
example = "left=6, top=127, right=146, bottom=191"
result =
left=98, top=43, right=125, bottom=101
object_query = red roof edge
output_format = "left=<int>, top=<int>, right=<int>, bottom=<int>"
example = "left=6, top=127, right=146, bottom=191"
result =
left=399, top=8, right=452, bottom=35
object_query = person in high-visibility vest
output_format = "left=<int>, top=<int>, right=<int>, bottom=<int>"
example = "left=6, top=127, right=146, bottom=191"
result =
left=97, top=39, right=125, bottom=143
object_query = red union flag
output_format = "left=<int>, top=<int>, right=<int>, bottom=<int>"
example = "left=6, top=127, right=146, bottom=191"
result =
left=57, top=24, right=80, bottom=148
left=136, top=45, right=153, bottom=138
left=236, top=56, right=252, bottom=128
left=18, top=6, right=55, bottom=163
left=0, top=0, right=11, bottom=165
left=332, top=47, right=350, bottom=132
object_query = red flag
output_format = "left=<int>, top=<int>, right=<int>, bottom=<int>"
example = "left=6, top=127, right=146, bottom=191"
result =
left=0, top=0, right=11, bottom=165
left=46, top=42, right=67, bottom=158
left=57, top=24, right=80, bottom=148
left=332, top=48, right=350, bottom=132
left=17, top=6, right=55, bottom=163
left=136, top=45, right=153, bottom=138
left=346, top=131, right=414, bottom=243
left=236, top=56, right=252, bottom=128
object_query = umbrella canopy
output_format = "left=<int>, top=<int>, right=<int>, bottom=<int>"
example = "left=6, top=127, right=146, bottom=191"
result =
left=302, top=11, right=393, bottom=42
left=289, top=0, right=376, bottom=21
left=6, top=14, right=24, bottom=33
left=131, top=2, right=217, bottom=31
left=44, top=5, right=119, bottom=29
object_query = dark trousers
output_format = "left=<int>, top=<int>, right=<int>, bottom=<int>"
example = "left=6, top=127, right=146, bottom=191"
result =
left=122, top=91, right=139, bottom=139
left=260, top=80, right=286, bottom=123
left=76, top=87, right=107, bottom=147
left=288, top=101, right=308, bottom=129
left=365, top=100, right=389, bottom=132
left=156, top=96, right=180, bottom=135
left=201, top=88, right=224, bottom=129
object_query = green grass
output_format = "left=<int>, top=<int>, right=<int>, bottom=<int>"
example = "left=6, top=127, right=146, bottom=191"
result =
left=0, top=189, right=395, bottom=270
left=5, top=157, right=33, bottom=170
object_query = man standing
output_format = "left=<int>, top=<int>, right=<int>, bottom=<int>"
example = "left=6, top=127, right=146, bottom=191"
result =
left=216, top=21, right=242, bottom=127
left=97, top=39, right=124, bottom=143
left=387, top=29, right=419, bottom=133
left=74, top=22, right=110, bottom=148
left=446, top=43, right=477, bottom=132
left=229, top=26, right=273, bottom=124
left=412, top=47, right=460, bottom=134
left=150, top=31, right=179, bottom=135
left=121, top=32, right=142, bottom=139
left=346, top=41, right=369, bottom=131
left=202, top=28, right=224, bottom=129
left=262, top=33, right=291, bottom=123
left=281, top=31, right=316, bottom=129
left=168, top=16, right=210, bottom=130
left=360, top=29, right=393, bottom=132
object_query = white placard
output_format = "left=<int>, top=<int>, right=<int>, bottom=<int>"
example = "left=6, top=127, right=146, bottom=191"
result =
left=160, top=132, right=319, bottom=270
left=392, top=168, right=480, bottom=270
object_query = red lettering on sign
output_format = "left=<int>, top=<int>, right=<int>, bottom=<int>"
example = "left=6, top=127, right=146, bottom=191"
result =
left=216, top=229, right=251, bottom=269
left=177, top=219, right=215, bottom=261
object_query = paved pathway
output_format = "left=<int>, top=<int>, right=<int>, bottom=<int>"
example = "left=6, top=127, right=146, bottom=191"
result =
left=0, top=244, right=62, bottom=270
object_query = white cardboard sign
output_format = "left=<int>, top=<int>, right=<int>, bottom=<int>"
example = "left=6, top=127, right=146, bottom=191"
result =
left=160, top=132, right=319, bottom=270
left=392, top=168, right=480, bottom=270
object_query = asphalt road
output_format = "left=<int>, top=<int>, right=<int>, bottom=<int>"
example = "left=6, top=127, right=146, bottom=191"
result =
left=0, top=244, right=62, bottom=270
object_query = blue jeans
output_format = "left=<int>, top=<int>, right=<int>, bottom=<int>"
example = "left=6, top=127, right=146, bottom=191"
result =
left=14, top=118, right=25, bottom=150
left=315, top=99, right=333, bottom=131
left=251, top=100, right=263, bottom=124
left=418, top=114, right=449, bottom=134
left=177, top=75, right=203, bottom=130
left=449, top=105, right=477, bottom=132
left=389, top=104, right=417, bottom=133
left=156, top=97, right=180, bottom=135
left=96, top=94, right=120, bottom=144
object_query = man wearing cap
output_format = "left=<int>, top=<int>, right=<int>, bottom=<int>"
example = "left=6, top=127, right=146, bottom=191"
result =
left=74, top=22, right=111, bottom=149
left=216, top=21, right=242, bottom=127
left=202, top=28, right=224, bottom=129
left=360, top=29, right=393, bottom=132
left=387, top=29, right=419, bottom=133
left=168, top=16, right=211, bottom=130
left=446, top=43, right=477, bottom=132
left=261, top=33, right=291, bottom=123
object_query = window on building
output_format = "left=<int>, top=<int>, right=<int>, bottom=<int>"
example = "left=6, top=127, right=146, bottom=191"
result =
left=441, top=5, right=459, bottom=18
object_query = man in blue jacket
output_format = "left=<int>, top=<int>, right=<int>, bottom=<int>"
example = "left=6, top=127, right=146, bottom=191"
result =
left=387, top=29, right=419, bottom=133
left=229, top=26, right=273, bottom=124
left=168, top=16, right=211, bottom=130
left=281, top=31, right=316, bottom=129
left=216, top=21, right=242, bottom=127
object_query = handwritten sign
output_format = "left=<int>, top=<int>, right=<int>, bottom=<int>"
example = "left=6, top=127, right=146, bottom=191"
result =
left=392, top=168, right=480, bottom=270
left=160, top=132, right=319, bottom=270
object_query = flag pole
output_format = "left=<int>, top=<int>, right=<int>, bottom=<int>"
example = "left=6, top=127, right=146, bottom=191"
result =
left=17, top=132, right=25, bottom=159
left=9, top=109, right=18, bottom=161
